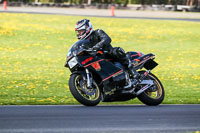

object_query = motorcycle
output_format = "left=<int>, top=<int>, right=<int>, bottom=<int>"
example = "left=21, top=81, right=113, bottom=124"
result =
left=65, top=40, right=164, bottom=106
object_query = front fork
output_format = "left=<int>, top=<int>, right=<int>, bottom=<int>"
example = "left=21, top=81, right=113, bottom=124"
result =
left=85, top=68, right=93, bottom=89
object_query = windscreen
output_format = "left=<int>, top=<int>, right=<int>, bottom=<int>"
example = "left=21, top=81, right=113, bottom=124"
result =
left=67, top=40, right=90, bottom=57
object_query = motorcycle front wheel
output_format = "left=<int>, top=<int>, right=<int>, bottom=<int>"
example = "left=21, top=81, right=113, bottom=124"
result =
left=137, top=71, right=165, bottom=106
left=69, top=73, right=101, bottom=106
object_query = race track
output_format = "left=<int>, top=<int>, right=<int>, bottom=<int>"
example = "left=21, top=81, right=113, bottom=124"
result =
left=0, top=105, right=200, bottom=133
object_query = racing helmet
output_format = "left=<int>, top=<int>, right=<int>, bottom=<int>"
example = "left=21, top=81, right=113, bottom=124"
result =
left=75, top=19, right=93, bottom=40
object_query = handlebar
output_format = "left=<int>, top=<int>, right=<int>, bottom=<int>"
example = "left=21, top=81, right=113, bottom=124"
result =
left=80, top=45, right=108, bottom=55
left=85, top=48, right=96, bottom=52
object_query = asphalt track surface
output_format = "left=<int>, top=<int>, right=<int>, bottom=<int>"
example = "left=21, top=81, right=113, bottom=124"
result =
left=0, top=105, right=200, bottom=133
left=0, top=7, right=200, bottom=22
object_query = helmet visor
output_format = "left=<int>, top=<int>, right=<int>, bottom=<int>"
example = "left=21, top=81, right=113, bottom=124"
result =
left=76, top=29, right=86, bottom=39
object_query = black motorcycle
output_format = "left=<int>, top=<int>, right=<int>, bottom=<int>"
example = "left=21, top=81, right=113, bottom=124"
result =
left=65, top=40, right=164, bottom=106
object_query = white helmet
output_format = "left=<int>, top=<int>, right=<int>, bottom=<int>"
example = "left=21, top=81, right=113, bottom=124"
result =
left=75, top=19, right=93, bottom=40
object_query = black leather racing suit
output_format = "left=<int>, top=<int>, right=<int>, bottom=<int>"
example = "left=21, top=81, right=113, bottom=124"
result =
left=87, top=29, right=113, bottom=51
left=87, top=29, right=130, bottom=68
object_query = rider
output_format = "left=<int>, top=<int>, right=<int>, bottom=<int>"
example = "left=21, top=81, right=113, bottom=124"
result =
left=75, top=19, right=139, bottom=87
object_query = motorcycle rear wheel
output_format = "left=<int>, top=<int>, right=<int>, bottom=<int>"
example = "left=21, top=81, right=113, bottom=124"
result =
left=137, top=71, right=164, bottom=106
left=69, top=73, right=101, bottom=106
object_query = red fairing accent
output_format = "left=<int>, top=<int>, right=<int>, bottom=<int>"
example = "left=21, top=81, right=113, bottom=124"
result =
left=97, top=51, right=103, bottom=54
left=134, top=59, right=140, bottom=62
left=84, top=59, right=104, bottom=68
left=102, top=70, right=123, bottom=82
left=137, top=52, right=142, bottom=56
left=131, top=54, right=139, bottom=57
left=133, top=56, right=154, bottom=67
left=81, top=57, right=94, bottom=65
left=91, top=62, right=101, bottom=71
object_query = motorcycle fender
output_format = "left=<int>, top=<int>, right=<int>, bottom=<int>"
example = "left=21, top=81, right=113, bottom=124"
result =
left=71, top=71, right=87, bottom=81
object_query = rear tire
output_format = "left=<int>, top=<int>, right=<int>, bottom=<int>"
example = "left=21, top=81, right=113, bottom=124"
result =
left=137, top=72, right=164, bottom=106
left=69, top=73, right=101, bottom=106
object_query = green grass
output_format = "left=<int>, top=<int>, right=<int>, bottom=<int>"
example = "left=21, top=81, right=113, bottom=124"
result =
left=0, top=13, right=200, bottom=105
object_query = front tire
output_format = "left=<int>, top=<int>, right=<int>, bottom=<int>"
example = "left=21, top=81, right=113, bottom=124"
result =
left=69, top=73, right=101, bottom=106
left=137, top=72, right=165, bottom=106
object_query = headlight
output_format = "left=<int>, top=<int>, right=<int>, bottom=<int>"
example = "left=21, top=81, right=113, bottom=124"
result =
left=68, top=57, right=78, bottom=69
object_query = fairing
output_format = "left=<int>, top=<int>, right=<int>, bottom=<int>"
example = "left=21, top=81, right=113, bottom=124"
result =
left=66, top=40, right=159, bottom=102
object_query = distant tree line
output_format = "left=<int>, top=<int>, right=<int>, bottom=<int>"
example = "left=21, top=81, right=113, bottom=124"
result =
left=5, top=0, right=200, bottom=6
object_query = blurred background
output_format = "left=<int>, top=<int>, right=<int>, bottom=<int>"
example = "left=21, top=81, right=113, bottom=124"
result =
left=0, top=0, right=200, bottom=12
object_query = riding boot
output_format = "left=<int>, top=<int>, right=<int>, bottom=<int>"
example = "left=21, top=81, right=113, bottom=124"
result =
left=122, top=58, right=140, bottom=89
